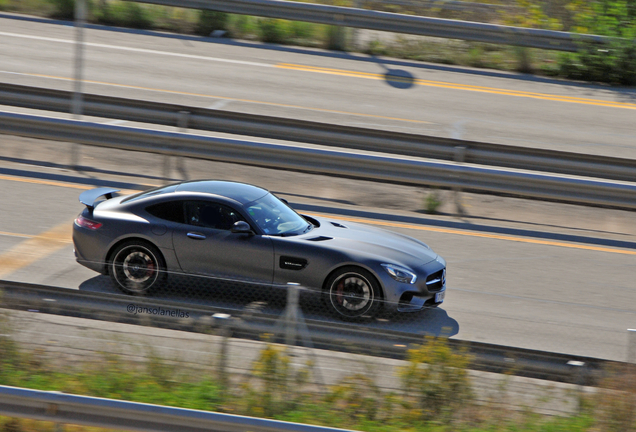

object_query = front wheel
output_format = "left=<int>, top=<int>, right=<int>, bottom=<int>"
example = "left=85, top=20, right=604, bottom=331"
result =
left=109, top=241, right=165, bottom=295
left=325, top=267, right=382, bottom=320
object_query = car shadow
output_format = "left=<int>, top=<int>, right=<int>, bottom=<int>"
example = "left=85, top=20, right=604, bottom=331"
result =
left=78, top=274, right=459, bottom=337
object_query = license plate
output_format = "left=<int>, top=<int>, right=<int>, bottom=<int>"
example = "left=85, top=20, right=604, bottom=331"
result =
left=435, top=291, right=445, bottom=303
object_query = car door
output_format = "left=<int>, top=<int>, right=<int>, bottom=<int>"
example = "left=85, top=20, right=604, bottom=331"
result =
left=172, top=200, right=274, bottom=284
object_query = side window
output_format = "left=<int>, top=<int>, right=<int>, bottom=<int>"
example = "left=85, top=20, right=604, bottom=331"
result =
left=185, top=202, right=244, bottom=231
left=146, top=201, right=185, bottom=223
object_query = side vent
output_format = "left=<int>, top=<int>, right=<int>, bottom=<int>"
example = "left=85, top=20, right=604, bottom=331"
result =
left=280, top=256, right=308, bottom=270
left=330, top=222, right=348, bottom=228
left=306, top=236, right=332, bottom=242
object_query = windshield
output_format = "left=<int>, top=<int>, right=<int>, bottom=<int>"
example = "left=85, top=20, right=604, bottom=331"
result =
left=245, top=194, right=311, bottom=236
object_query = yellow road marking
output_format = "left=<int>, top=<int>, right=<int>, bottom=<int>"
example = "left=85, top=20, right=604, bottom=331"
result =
left=0, top=222, right=73, bottom=279
left=0, top=174, right=93, bottom=190
left=0, top=231, right=33, bottom=239
left=277, top=63, right=636, bottom=110
left=307, top=212, right=636, bottom=256
left=13, top=72, right=431, bottom=124
left=0, top=175, right=633, bottom=256
left=0, top=175, right=149, bottom=194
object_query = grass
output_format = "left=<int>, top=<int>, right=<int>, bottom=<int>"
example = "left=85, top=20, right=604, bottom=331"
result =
left=1, top=305, right=634, bottom=432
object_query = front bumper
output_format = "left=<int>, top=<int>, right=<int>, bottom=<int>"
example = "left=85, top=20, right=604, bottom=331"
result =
left=380, top=257, right=447, bottom=312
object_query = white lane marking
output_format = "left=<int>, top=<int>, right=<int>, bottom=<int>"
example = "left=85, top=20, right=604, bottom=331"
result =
left=207, top=100, right=231, bottom=110
left=0, top=31, right=274, bottom=68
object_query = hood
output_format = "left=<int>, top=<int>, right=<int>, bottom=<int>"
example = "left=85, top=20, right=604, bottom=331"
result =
left=302, top=216, right=438, bottom=268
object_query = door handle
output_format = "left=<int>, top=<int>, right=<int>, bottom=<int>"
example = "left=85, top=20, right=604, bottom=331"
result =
left=187, top=232, right=206, bottom=240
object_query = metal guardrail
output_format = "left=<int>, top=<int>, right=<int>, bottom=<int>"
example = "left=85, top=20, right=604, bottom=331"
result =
left=1, top=110, right=636, bottom=209
left=0, top=385, right=356, bottom=432
left=2, top=83, right=636, bottom=183
left=0, top=280, right=615, bottom=384
left=135, top=0, right=607, bottom=51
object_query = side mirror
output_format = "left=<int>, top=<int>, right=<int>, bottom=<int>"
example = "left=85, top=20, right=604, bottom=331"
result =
left=280, top=198, right=289, bottom=205
left=231, top=221, right=254, bottom=235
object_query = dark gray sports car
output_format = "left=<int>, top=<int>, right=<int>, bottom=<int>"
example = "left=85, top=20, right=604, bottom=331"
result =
left=73, top=180, right=446, bottom=318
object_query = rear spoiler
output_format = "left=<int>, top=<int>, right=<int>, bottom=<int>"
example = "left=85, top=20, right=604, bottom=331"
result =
left=79, top=187, right=120, bottom=211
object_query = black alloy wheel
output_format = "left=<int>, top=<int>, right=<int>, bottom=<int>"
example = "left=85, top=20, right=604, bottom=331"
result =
left=109, top=241, right=165, bottom=295
left=326, top=266, right=382, bottom=319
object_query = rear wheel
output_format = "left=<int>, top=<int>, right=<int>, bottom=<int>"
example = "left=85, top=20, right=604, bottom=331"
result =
left=325, top=267, right=382, bottom=320
left=109, top=241, right=165, bottom=295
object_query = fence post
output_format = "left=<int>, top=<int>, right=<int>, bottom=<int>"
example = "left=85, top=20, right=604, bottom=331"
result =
left=284, top=283, right=300, bottom=347
left=628, top=329, right=636, bottom=364
left=453, top=145, right=467, bottom=215
left=213, top=313, right=232, bottom=389
left=70, top=0, right=86, bottom=169
left=176, top=111, right=189, bottom=180
left=567, top=360, right=585, bottom=412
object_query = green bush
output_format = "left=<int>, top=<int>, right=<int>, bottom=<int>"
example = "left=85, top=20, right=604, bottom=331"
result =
left=195, top=10, right=229, bottom=36
left=258, top=18, right=289, bottom=44
left=288, top=20, right=314, bottom=40
left=424, top=190, right=443, bottom=214
left=95, top=1, right=152, bottom=29
left=48, top=0, right=75, bottom=20
left=558, top=0, right=636, bottom=85
left=325, top=25, right=346, bottom=50
left=229, top=15, right=259, bottom=39
left=399, top=336, right=473, bottom=424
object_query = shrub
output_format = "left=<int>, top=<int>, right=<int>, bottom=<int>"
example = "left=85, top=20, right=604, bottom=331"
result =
left=288, top=20, right=314, bottom=40
left=48, top=0, right=75, bottom=20
left=326, top=25, right=346, bottom=50
left=195, top=10, right=229, bottom=36
left=258, top=18, right=289, bottom=44
left=229, top=15, right=259, bottom=39
left=399, top=336, right=473, bottom=424
left=95, top=1, right=152, bottom=29
left=424, top=190, right=443, bottom=214
left=558, top=0, right=636, bottom=85
left=593, top=364, right=636, bottom=432
left=241, top=343, right=310, bottom=417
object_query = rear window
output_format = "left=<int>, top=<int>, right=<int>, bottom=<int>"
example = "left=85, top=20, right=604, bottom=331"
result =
left=146, top=201, right=185, bottom=223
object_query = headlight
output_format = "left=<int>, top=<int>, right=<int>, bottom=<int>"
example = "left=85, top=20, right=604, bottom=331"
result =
left=381, top=264, right=417, bottom=284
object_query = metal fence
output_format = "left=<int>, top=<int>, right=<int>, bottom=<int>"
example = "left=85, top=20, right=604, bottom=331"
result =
left=2, top=83, right=636, bottom=183
left=134, top=0, right=607, bottom=51
left=0, top=385, right=358, bottom=432
left=0, top=279, right=613, bottom=384
left=1, top=111, right=636, bottom=209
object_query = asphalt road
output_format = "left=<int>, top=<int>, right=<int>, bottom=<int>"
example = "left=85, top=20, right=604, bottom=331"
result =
left=0, top=137, right=634, bottom=362
left=1, top=13, right=635, bottom=159
left=0, top=13, right=635, bottom=362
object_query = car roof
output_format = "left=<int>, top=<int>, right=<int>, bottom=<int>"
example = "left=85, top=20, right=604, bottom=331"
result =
left=121, top=180, right=270, bottom=206
left=174, top=180, right=269, bottom=205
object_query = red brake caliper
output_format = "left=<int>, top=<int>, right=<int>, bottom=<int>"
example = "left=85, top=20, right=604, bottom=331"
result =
left=336, top=280, right=344, bottom=305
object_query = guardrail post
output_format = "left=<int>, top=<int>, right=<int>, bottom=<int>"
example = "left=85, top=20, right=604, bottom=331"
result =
left=176, top=111, right=189, bottom=180
left=453, top=145, right=467, bottom=216
left=213, top=313, right=232, bottom=389
left=350, top=0, right=363, bottom=49
left=628, top=329, right=636, bottom=364
left=567, top=360, right=585, bottom=412
left=273, top=283, right=325, bottom=387
left=70, top=0, right=86, bottom=170
left=164, top=111, right=190, bottom=182
left=284, top=283, right=300, bottom=347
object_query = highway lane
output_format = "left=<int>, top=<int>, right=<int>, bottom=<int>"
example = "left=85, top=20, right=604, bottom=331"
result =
left=1, top=14, right=636, bottom=159
left=0, top=146, right=634, bottom=362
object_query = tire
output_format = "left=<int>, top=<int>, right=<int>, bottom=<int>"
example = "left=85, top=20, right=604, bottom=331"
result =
left=325, top=266, right=382, bottom=320
left=109, top=241, right=166, bottom=295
